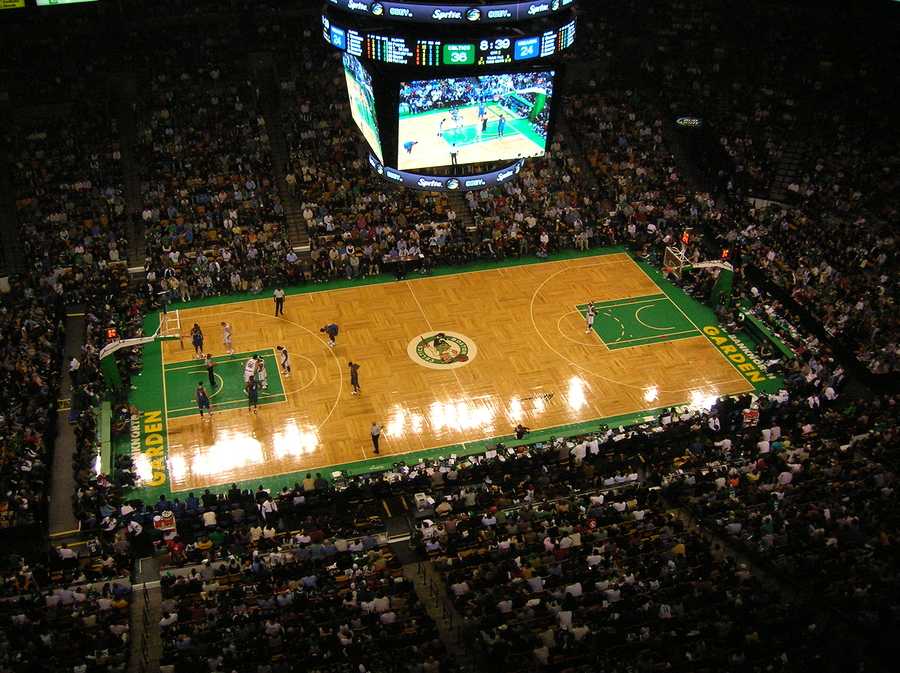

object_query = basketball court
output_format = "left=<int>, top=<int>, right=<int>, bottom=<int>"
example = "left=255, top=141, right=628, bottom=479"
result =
left=120, top=250, right=779, bottom=500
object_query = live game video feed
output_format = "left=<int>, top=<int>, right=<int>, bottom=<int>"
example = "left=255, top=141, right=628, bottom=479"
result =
left=343, top=53, right=384, bottom=163
left=397, top=71, right=555, bottom=171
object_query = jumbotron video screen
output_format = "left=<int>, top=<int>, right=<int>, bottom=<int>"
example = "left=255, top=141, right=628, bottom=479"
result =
left=342, top=53, right=384, bottom=162
left=397, top=70, right=555, bottom=171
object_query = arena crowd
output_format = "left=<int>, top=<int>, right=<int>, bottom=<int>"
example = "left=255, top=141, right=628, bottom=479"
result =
left=0, top=2, right=897, bottom=673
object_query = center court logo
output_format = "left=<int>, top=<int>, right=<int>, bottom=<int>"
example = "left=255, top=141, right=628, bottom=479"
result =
left=407, top=331, right=478, bottom=370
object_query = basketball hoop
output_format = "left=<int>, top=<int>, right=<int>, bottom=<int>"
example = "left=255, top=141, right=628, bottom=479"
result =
left=664, top=246, right=690, bottom=280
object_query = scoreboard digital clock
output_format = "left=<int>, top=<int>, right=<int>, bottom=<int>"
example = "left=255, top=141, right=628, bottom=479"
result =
left=322, top=14, right=576, bottom=66
left=327, top=0, right=576, bottom=25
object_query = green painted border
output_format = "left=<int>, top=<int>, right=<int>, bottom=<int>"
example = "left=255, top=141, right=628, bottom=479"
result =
left=115, top=246, right=783, bottom=503
left=631, top=257, right=783, bottom=395
left=126, top=405, right=675, bottom=503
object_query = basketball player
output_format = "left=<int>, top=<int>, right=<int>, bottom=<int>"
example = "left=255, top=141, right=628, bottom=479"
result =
left=438, top=117, right=447, bottom=137
left=254, top=355, right=269, bottom=390
left=276, top=345, right=292, bottom=377
left=585, top=302, right=596, bottom=334
left=348, top=361, right=361, bottom=395
left=190, top=324, right=204, bottom=359
left=196, top=382, right=212, bottom=418
left=451, top=107, right=462, bottom=132
left=320, top=323, right=339, bottom=348
left=221, top=321, right=234, bottom=355
left=243, top=357, right=257, bottom=386
left=498, top=114, right=506, bottom=137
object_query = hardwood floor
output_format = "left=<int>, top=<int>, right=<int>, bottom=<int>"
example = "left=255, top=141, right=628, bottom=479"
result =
left=159, top=254, right=751, bottom=492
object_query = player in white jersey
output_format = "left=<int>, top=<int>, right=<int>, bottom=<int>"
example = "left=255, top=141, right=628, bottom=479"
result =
left=221, top=321, right=234, bottom=355
left=276, top=345, right=291, bottom=377
left=450, top=107, right=461, bottom=132
left=254, top=355, right=269, bottom=390
left=243, top=357, right=257, bottom=385
left=585, top=302, right=596, bottom=334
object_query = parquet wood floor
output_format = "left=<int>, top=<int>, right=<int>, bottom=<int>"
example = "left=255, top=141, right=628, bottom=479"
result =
left=159, top=253, right=751, bottom=491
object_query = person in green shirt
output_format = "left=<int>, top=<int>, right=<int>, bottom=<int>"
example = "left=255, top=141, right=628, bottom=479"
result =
left=208, top=528, right=226, bottom=548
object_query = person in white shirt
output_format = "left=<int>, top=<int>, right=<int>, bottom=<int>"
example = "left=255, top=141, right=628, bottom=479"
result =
left=451, top=581, right=470, bottom=597
left=259, top=498, right=278, bottom=521
left=273, top=288, right=286, bottom=316
left=276, top=346, right=292, bottom=376
left=565, top=582, right=582, bottom=598
left=221, top=322, right=234, bottom=355
left=56, top=545, right=76, bottom=560
left=527, top=576, right=544, bottom=592
left=570, top=442, right=587, bottom=462
left=243, top=357, right=257, bottom=385
left=254, top=355, right=269, bottom=390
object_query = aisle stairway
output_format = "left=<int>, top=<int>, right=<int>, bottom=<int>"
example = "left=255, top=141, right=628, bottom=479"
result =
left=112, top=72, right=146, bottom=268
left=252, top=53, right=309, bottom=252
left=446, top=191, right=476, bottom=235
left=128, top=557, right=162, bottom=673
left=404, top=560, right=474, bottom=671
left=769, top=138, right=809, bottom=203
left=0, top=140, right=23, bottom=275
left=47, top=313, right=85, bottom=539
left=557, top=111, right=602, bottom=196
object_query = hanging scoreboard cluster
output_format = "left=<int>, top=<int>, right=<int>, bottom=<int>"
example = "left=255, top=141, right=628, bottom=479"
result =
left=322, top=0, right=576, bottom=190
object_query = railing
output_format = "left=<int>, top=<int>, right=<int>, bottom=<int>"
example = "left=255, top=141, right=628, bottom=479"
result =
left=137, top=583, right=152, bottom=673
left=413, top=560, right=468, bottom=657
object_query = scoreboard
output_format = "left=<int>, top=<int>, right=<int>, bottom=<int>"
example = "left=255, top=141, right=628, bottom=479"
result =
left=325, top=0, right=575, bottom=186
left=323, top=14, right=576, bottom=66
